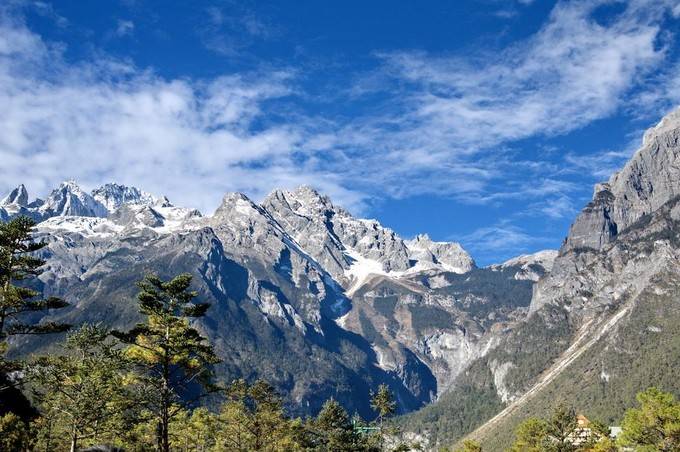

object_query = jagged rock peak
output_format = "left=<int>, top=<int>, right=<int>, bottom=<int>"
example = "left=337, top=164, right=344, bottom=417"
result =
left=405, top=234, right=476, bottom=274
left=92, top=183, right=157, bottom=212
left=564, top=107, right=680, bottom=252
left=267, top=185, right=340, bottom=218
left=1, top=184, right=29, bottom=206
left=262, top=185, right=412, bottom=279
left=40, top=180, right=108, bottom=218
left=214, top=192, right=267, bottom=220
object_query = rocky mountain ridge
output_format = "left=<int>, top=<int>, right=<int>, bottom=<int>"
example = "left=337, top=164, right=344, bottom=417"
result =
left=4, top=177, right=548, bottom=419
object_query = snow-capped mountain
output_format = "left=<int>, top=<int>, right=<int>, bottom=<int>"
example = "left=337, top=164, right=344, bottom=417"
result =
left=92, top=183, right=157, bottom=213
left=262, top=186, right=475, bottom=293
left=0, top=180, right=201, bottom=235
left=4, top=178, right=545, bottom=418
left=1, top=183, right=29, bottom=207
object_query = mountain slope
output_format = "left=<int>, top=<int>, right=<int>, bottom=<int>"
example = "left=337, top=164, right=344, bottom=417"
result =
left=398, top=107, right=680, bottom=450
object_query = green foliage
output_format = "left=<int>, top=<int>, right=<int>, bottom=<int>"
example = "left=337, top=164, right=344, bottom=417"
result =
left=27, top=324, right=133, bottom=452
left=371, top=383, right=397, bottom=422
left=311, top=398, right=377, bottom=451
left=618, top=387, right=680, bottom=450
left=509, top=417, right=549, bottom=452
left=0, top=412, right=32, bottom=451
left=215, top=378, right=306, bottom=451
left=451, top=439, right=482, bottom=452
left=113, top=273, right=220, bottom=452
left=543, top=404, right=578, bottom=451
left=395, top=358, right=504, bottom=447
left=0, top=216, right=69, bottom=374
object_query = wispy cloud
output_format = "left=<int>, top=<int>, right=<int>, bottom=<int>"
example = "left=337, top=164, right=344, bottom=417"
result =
left=457, top=222, right=552, bottom=264
left=200, top=5, right=278, bottom=56
left=115, top=19, right=134, bottom=37
left=374, top=1, right=669, bottom=148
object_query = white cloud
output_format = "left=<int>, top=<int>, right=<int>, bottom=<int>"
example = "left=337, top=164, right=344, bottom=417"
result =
left=0, top=13, right=364, bottom=213
left=376, top=0, right=669, bottom=150
left=115, top=19, right=134, bottom=37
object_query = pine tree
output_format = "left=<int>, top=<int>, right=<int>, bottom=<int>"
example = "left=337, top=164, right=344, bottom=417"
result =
left=619, top=387, right=680, bottom=450
left=0, top=412, right=32, bottom=451
left=370, top=383, right=396, bottom=450
left=510, top=417, right=549, bottom=451
left=215, top=379, right=306, bottom=451
left=544, top=404, right=578, bottom=452
left=0, top=216, right=70, bottom=375
left=370, top=384, right=396, bottom=428
left=113, top=273, right=220, bottom=452
left=28, top=324, right=132, bottom=452
left=313, top=398, right=367, bottom=451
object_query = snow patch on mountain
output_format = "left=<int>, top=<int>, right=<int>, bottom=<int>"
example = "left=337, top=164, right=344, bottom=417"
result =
left=37, top=216, right=123, bottom=237
left=492, top=249, right=558, bottom=281
left=405, top=234, right=476, bottom=274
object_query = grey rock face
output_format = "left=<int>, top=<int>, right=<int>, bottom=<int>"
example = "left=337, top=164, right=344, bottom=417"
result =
left=1, top=184, right=29, bottom=207
left=491, top=250, right=558, bottom=282
left=262, top=186, right=412, bottom=283
left=405, top=234, right=476, bottom=273
left=534, top=107, right=680, bottom=313
left=564, top=107, right=680, bottom=253
left=92, top=183, right=156, bottom=212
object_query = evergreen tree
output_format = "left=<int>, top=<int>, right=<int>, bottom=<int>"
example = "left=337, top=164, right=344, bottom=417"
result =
left=370, top=384, right=396, bottom=450
left=543, top=404, right=578, bottom=452
left=0, top=412, right=32, bottom=451
left=0, top=216, right=69, bottom=375
left=28, top=324, right=132, bottom=452
left=619, top=387, right=680, bottom=451
left=312, top=398, right=370, bottom=451
left=184, top=407, right=218, bottom=452
left=113, top=273, right=220, bottom=452
left=509, top=417, right=549, bottom=452
left=371, top=384, right=397, bottom=427
left=215, top=378, right=306, bottom=451
left=216, top=379, right=252, bottom=452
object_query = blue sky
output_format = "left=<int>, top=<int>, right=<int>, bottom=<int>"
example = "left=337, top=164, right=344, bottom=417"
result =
left=1, top=0, right=680, bottom=264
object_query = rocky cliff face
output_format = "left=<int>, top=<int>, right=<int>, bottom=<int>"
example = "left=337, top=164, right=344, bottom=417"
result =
left=534, top=107, right=680, bottom=313
left=564, top=109, right=680, bottom=253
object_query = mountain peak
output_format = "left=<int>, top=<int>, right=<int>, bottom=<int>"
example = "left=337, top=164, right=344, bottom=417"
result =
left=274, top=185, right=335, bottom=216
left=642, top=106, right=680, bottom=146
left=564, top=107, right=680, bottom=252
left=40, top=180, right=107, bottom=218
left=1, top=184, right=29, bottom=207
left=405, top=234, right=475, bottom=274
left=92, top=183, right=157, bottom=212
